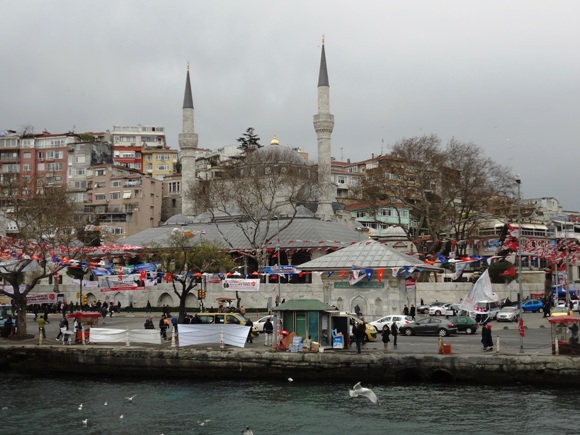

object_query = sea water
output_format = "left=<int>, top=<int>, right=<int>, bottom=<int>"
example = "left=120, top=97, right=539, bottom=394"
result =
left=0, top=374, right=576, bottom=435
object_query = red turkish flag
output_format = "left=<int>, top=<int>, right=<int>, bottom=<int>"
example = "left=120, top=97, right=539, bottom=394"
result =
left=518, top=318, right=525, bottom=337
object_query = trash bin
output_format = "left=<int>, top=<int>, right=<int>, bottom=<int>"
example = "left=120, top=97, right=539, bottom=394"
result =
left=443, top=343, right=452, bottom=354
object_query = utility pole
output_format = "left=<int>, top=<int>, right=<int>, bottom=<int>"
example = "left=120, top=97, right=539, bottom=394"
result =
left=516, top=175, right=524, bottom=354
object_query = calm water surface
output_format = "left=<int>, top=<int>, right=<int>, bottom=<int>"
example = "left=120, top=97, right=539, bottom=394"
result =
left=1, top=374, right=576, bottom=435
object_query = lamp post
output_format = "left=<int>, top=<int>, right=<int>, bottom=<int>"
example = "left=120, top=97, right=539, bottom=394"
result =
left=273, top=215, right=281, bottom=347
left=516, top=175, right=524, bottom=354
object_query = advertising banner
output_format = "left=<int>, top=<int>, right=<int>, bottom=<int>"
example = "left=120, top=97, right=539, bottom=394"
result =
left=221, top=278, right=260, bottom=292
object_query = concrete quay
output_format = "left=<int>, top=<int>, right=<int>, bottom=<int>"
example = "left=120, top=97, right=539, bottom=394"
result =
left=1, top=311, right=579, bottom=387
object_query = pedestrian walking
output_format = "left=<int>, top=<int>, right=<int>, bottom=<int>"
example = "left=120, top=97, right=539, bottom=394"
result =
left=410, top=304, right=416, bottom=321
left=263, top=317, right=274, bottom=346
left=381, top=324, right=391, bottom=351
left=37, top=316, right=46, bottom=339
left=391, top=320, right=398, bottom=346
left=159, top=315, right=168, bottom=340
left=146, top=300, right=152, bottom=314
left=353, top=321, right=366, bottom=354
left=246, top=318, right=254, bottom=343
left=481, top=323, right=493, bottom=351
left=403, top=305, right=409, bottom=316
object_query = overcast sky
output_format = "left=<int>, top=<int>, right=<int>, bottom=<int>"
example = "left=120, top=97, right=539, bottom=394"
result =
left=2, top=1, right=579, bottom=211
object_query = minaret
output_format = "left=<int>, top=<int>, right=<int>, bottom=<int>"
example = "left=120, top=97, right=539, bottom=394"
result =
left=314, top=37, right=336, bottom=220
left=178, top=63, right=198, bottom=216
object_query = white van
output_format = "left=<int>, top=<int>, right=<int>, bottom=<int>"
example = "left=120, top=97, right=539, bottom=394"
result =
left=473, top=300, right=502, bottom=321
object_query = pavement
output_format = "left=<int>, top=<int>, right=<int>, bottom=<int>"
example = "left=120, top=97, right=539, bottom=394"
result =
left=0, top=310, right=557, bottom=355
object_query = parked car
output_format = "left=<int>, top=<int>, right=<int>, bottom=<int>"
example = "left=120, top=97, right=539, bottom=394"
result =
left=334, top=313, right=377, bottom=342
left=429, top=303, right=452, bottom=316
left=369, top=315, right=413, bottom=332
left=196, top=312, right=259, bottom=336
left=448, top=316, right=478, bottom=334
left=521, top=300, right=544, bottom=313
left=417, top=303, right=432, bottom=314
left=445, top=304, right=470, bottom=317
left=496, top=306, right=519, bottom=322
left=254, top=315, right=274, bottom=332
left=399, top=317, right=458, bottom=337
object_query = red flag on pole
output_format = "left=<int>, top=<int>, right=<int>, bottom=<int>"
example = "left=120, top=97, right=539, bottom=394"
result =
left=518, top=318, right=525, bottom=337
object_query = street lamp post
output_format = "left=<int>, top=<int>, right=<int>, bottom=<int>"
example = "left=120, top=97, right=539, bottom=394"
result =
left=273, top=216, right=281, bottom=347
left=516, top=175, right=524, bottom=354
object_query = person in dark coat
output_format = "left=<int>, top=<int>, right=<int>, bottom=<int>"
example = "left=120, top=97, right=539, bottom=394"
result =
left=246, top=318, right=254, bottom=343
left=410, top=304, right=416, bottom=320
left=144, top=317, right=155, bottom=329
left=481, top=323, right=493, bottom=350
left=403, top=305, right=409, bottom=316
left=381, top=324, right=391, bottom=351
left=159, top=315, right=168, bottom=340
left=263, top=318, right=274, bottom=346
left=353, top=321, right=366, bottom=354
left=391, top=320, right=399, bottom=346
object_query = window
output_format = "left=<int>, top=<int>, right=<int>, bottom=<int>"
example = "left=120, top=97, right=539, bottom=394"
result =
left=110, top=192, right=120, bottom=200
left=74, top=181, right=86, bottom=189
left=169, top=181, right=180, bottom=193
left=145, top=155, right=153, bottom=162
left=75, top=156, right=86, bottom=164
left=75, top=168, right=86, bottom=176
left=22, top=164, right=30, bottom=172
left=46, top=151, right=64, bottom=160
left=111, top=180, right=122, bottom=187
left=156, top=164, right=169, bottom=171
left=47, top=163, right=62, bottom=171
left=356, top=211, right=367, bottom=218
left=94, top=182, right=105, bottom=188
left=123, top=191, right=132, bottom=199
left=337, top=175, right=347, bottom=184
left=95, top=194, right=106, bottom=201
left=23, top=152, right=31, bottom=159
left=156, top=154, right=170, bottom=161
left=95, top=169, right=106, bottom=176
left=380, top=208, right=394, bottom=217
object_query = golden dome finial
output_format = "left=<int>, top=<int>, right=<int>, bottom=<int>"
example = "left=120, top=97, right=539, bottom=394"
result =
left=187, top=62, right=190, bottom=71
left=271, top=133, right=279, bottom=146
left=322, top=34, right=325, bottom=45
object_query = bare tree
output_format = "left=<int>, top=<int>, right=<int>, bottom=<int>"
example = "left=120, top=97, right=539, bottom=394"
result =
left=191, top=145, right=316, bottom=272
left=0, top=177, right=86, bottom=336
left=148, top=230, right=235, bottom=322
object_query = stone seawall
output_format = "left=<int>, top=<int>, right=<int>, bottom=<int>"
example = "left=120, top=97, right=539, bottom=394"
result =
left=1, top=346, right=580, bottom=387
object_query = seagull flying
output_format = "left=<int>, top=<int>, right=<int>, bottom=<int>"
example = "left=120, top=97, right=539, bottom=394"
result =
left=198, top=419, right=211, bottom=426
left=78, top=403, right=83, bottom=411
left=125, top=395, right=137, bottom=401
left=120, top=414, right=124, bottom=419
left=82, top=419, right=88, bottom=426
left=349, top=382, right=378, bottom=405
left=288, top=378, right=293, bottom=382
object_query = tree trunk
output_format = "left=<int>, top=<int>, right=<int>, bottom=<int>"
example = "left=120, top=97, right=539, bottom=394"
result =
left=14, top=293, right=29, bottom=337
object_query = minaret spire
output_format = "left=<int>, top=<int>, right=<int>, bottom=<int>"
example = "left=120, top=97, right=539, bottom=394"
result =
left=178, top=63, right=198, bottom=216
left=314, top=37, right=336, bottom=221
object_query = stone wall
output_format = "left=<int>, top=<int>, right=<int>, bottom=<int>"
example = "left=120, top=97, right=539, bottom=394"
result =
left=1, top=345, right=580, bottom=387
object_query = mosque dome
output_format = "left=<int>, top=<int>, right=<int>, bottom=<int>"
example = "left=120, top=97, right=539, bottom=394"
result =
left=243, top=137, right=306, bottom=166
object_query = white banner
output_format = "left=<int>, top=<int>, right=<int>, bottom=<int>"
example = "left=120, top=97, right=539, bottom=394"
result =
left=88, top=328, right=161, bottom=345
left=89, top=328, right=127, bottom=343
left=221, top=278, right=260, bottom=292
left=459, top=270, right=495, bottom=313
left=27, top=293, right=59, bottom=304
left=178, top=324, right=249, bottom=348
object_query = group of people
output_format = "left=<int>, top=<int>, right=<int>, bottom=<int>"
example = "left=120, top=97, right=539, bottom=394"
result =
left=403, top=304, right=416, bottom=320
left=380, top=321, right=399, bottom=351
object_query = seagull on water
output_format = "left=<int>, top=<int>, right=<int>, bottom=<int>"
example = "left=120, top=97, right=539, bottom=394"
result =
left=82, top=419, right=88, bottom=426
left=104, top=402, right=107, bottom=406
left=241, top=426, right=254, bottom=435
left=120, top=414, right=124, bottom=419
left=125, top=394, right=137, bottom=401
left=198, top=419, right=211, bottom=426
left=288, top=377, right=293, bottom=382
left=78, top=403, right=83, bottom=411
left=349, top=382, right=378, bottom=405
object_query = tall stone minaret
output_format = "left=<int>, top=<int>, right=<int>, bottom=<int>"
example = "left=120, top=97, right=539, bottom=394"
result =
left=178, top=63, right=198, bottom=216
left=314, top=37, right=336, bottom=220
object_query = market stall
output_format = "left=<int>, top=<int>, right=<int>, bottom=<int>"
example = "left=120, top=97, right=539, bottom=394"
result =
left=549, top=315, right=580, bottom=355
left=66, top=312, right=101, bottom=343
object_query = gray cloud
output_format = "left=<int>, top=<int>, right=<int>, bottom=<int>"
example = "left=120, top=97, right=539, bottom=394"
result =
left=2, top=1, right=579, bottom=210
